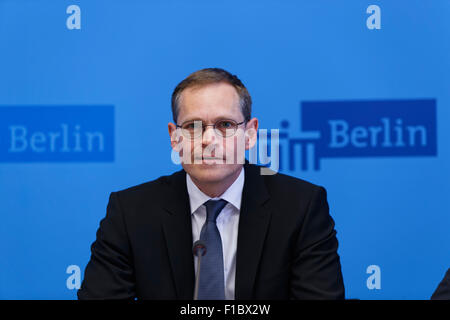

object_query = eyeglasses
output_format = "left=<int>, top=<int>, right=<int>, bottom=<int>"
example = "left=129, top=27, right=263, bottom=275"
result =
left=176, top=119, right=246, bottom=139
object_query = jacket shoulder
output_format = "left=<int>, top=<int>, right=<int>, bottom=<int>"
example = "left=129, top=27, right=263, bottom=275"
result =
left=112, top=169, right=184, bottom=205
left=259, top=166, right=323, bottom=196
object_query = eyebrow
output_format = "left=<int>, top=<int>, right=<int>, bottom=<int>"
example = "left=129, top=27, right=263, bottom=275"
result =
left=180, top=116, right=237, bottom=124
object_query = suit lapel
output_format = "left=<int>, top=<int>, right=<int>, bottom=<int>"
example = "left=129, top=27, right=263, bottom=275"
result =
left=161, top=163, right=272, bottom=300
left=235, top=162, right=272, bottom=299
left=161, top=169, right=195, bottom=299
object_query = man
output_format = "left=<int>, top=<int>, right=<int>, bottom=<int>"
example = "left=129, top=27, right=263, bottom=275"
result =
left=78, top=68, right=345, bottom=300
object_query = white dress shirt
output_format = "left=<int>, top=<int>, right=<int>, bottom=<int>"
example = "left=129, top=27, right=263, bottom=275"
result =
left=186, top=167, right=244, bottom=300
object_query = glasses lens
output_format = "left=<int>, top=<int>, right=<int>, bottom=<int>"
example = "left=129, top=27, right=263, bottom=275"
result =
left=215, top=120, right=237, bottom=137
left=180, top=120, right=240, bottom=139
left=181, top=121, right=201, bottom=139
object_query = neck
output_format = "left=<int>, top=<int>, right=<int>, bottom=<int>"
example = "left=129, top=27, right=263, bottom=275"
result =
left=190, top=166, right=243, bottom=198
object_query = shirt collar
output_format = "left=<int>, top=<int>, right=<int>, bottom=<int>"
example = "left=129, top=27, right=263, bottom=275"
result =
left=186, top=166, right=245, bottom=214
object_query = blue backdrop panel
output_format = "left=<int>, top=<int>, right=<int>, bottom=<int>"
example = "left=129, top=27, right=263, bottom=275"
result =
left=0, top=0, right=448, bottom=299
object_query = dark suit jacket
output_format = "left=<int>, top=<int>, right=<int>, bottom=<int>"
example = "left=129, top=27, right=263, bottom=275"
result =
left=78, top=162, right=345, bottom=299
left=431, top=268, right=450, bottom=300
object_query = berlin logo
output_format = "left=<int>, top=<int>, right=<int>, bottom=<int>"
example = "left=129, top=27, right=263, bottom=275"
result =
left=260, top=99, right=437, bottom=171
left=0, top=106, right=114, bottom=162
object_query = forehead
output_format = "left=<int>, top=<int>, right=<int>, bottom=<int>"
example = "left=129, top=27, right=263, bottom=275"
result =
left=177, top=82, right=242, bottom=122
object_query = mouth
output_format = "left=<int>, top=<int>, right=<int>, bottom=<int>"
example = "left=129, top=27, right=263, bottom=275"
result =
left=193, top=157, right=224, bottom=163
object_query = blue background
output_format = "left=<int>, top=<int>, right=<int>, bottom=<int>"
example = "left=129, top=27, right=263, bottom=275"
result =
left=0, top=0, right=448, bottom=299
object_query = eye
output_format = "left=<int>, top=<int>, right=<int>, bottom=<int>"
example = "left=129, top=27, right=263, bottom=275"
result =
left=217, top=120, right=233, bottom=128
left=183, top=122, right=196, bottom=129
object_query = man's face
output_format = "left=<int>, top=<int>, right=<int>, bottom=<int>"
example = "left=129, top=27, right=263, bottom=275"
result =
left=168, top=82, right=258, bottom=185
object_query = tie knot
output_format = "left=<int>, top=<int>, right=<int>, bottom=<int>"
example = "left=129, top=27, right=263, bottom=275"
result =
left=204, top=199, right=228, bottom=222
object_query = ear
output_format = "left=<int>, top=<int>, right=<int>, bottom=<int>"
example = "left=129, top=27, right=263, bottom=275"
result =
left=168, top=122, right=182, bottom=151
left=244, top=118, right=258, bottom=150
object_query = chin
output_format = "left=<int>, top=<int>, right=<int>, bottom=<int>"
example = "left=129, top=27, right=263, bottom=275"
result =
left=183, top=163, right=240, bottom=184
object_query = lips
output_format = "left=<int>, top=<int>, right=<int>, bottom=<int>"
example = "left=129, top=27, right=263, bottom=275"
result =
left=193, top=157, right=225, bottom=164
left=194, top=155, right=223, bottom=160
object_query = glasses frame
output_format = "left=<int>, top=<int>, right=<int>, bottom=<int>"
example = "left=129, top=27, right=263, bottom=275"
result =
left=176, top=119, right=247, bottom=139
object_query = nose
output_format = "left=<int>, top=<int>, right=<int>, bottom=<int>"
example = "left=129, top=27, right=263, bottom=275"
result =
left=202, top=125, right=217, bottom=146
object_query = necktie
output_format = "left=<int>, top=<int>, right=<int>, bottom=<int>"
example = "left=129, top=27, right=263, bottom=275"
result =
left=197, top=199, right=228, bottom=300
